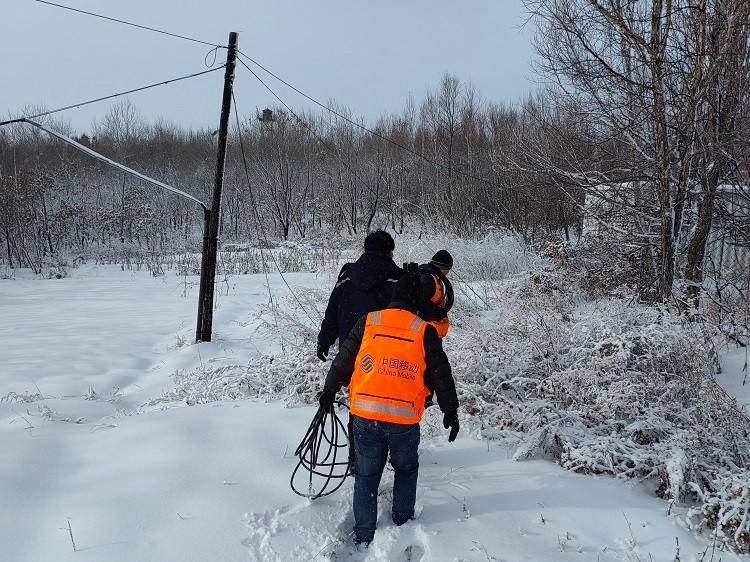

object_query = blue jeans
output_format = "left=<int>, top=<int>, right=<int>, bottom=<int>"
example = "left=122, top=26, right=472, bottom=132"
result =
left=351, top=415, right=420, bottom=543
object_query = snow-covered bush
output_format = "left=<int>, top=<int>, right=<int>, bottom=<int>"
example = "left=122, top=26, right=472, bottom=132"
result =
left=40, top=256, right=69, bottom=279
left=395, top=230, right=543, bottom=282
left=0, top=263, right=15, bottom=279
left=146, top=287, right=325, bottom=408
left=539, top=237, right=642, bottom=298
left=447, top=266, right=750, bottom=553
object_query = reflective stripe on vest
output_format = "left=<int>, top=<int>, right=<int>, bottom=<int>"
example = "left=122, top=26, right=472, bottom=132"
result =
left=409, top=316, right=425, bottom=331
left=352, top=398, right=417, bottom=420
left=349, top=309, right=429, bottom=425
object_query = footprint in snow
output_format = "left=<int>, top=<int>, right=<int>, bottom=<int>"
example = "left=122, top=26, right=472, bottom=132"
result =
left=402, top=544, right=426, bottom=561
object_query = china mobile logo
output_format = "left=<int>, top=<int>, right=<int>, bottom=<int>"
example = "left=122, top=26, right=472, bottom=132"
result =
left=360, top=354, right=375, bottom=373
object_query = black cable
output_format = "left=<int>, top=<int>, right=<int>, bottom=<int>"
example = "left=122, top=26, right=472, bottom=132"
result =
left=0, top=66, right=225, bottom=127
left=237, top=50, right=504, bottom=193
left=35, top=0, right=225, bottom=48
left=231, top=90, right=322, bottom=326
left=231, top=91, right=278, bottom=325
left=204, top=46, right=221, bottom=68
left=290, top=402, right=351, bottom=499
left=237, top=58, right=393, bottom=210
left=20, top=118, right=207, bottom=210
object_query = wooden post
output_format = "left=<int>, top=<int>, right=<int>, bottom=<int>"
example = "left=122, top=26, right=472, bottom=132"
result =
left=196, top=31, right=238, bottom=343
left=195, top=207, right=212, bottom=341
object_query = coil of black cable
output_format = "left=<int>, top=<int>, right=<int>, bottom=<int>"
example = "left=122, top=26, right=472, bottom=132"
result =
left=290, top=401, right=351, bottom=499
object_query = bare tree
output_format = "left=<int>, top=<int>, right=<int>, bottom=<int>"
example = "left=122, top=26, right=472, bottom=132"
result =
left=522, top=0, right=750, bottom=302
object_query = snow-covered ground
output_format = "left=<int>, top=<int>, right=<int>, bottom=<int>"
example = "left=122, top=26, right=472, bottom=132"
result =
left=0, top=265, right=742, bottom=561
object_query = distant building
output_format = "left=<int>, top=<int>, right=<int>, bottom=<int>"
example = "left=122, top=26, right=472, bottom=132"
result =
left=706, top=184, right=750, bottom=278
left=582, top=182, right=749, bottom=278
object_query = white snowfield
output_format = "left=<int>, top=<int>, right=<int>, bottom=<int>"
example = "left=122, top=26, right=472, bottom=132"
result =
left=0, top=266, right=742, bottom=561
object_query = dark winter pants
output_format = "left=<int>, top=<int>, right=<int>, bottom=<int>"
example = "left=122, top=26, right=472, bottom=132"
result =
left=351, top=415, right=420, bottom=543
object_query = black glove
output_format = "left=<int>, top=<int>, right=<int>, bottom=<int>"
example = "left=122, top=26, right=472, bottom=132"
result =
left=316, top=344, right=329, bottom=362
left=318, top=388, right=336, bottom=411
left=443, top=411, right=459, bottom=443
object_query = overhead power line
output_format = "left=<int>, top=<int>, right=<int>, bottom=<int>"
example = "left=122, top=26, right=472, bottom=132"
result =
left=36, top=1, right=498, bottom=193
left=236, top=58, right=379, bottom=199
left=230, top=91, right=277, bottom=324
left=0, top=66, right=225, bottom=127
left=34, top=0, right=225, bottom=48
left=13, top=118, right=207, bottom=210
left=236, top=51, right=503, bottom=192
left=36, top=2, right=504, bottom=196
left=231, top=90, right=321, bottom=327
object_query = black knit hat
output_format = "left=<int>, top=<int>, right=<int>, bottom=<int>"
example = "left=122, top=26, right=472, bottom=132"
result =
left=391, top=273, right=422, bottom=306
left=430, top=250, right=453, bottom=270
left=363, top=230, right=395, bottom=255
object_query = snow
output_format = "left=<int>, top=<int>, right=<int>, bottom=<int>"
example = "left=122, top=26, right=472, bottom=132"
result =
left=0, top=265, right=744, bottom=561
left=0, top=401, right=711, bottom=562
left=718, top=347, right=750, bottom=407
left=1, top=265, right=321, bottom=407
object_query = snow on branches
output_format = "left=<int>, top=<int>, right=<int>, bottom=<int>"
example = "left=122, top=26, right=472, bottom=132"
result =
left=449, top=266, right=750, bottom=552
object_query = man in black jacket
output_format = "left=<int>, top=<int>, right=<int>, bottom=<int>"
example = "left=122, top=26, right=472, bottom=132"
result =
left=319, top=274, right=459, bottom=545
left=316, top=230, right=403, bottom=361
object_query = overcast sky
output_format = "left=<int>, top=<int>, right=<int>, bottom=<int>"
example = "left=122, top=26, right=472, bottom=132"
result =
left=2, top=0, right=536, bottom=133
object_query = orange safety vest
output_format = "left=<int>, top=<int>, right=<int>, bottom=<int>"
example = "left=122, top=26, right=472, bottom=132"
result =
left=429, top=274, right=448, bottom=307
left=427, top=274, right=450, bottom=338
left=349, top=309, right=430, bottom=425
left=430, top=316, right=450, bottom=339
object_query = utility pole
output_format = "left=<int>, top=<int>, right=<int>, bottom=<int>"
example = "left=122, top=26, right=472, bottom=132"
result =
left=196, top=31, right=238, bottom=343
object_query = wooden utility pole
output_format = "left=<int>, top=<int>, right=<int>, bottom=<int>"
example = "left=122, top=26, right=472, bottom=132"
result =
left=196, top=31, right=238, bottom=342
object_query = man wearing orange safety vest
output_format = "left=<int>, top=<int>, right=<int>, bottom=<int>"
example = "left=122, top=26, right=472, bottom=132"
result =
left=418, top=250, right=454, bottom=339
left=319, top=273, right=459, bottom=546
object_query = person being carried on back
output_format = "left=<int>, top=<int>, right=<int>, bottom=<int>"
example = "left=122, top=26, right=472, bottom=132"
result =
left=316, top=230, right=403, bottom=362
left=418, top=250, right=454, bottom=339
left=319, top=273, right=460, bottom=547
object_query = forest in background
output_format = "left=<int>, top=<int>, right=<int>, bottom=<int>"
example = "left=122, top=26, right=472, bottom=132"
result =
left=1, top=0, right=749, bottom=309
left=0, top=76, right=580, bottom=263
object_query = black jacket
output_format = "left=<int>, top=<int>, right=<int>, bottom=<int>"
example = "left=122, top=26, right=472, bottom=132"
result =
left=317, top=252, right=403, bottom=349
left=324, top=302, right=459, bottom=415
left=418, top=263, right=454, bottom=322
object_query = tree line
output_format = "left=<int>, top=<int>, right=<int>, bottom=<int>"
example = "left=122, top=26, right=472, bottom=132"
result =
left=0, top=77, right=580, bottom=270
